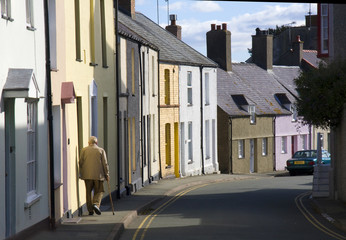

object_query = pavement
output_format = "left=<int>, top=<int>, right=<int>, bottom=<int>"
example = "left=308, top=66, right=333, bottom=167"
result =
left=25, top=172, right=346, bottom=240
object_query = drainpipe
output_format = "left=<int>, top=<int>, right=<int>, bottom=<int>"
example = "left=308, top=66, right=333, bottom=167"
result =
left=229, top=117, right=232, bottom=174
left=273, top=116, right=276, bottom=171
left=43, top=0, right=55, bottom=229
left=115, top=0, right=121, bottom=199
left=157, top=51, right=162, bottom=179
left=138, top=43, right=144, bottom=186
left=199, top=66, right=205, bottom=174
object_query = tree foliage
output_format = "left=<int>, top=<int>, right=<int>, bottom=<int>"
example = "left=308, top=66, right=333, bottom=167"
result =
left=294, top=60, right=346, bottom=129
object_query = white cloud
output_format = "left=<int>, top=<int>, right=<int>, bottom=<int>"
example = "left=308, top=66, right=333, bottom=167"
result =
left=177, top=3, right=313, bottom=62
left=190, top=2, right=222, bottom=13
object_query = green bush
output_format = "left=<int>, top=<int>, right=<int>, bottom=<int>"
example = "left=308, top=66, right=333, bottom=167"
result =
left=294, top=59, right=346, bottom=129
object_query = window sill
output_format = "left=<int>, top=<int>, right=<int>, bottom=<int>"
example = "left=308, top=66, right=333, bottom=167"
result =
left=26, top=26, right=36, bottom=31
left=24, top=193, right=42, bottom=209
left=188, top=160, right=193, bottom=165
left=187, top=104, right=193, bottom=107
left=1, top=15, right=14, bottom=22
left=89, top=62, right=98, bottom=67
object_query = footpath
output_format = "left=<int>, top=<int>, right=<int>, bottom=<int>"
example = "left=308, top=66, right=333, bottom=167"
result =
left=26, top=172, right=346, bottom=240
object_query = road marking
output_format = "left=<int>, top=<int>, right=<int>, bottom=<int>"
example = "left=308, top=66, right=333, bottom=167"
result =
left=132, top=183, right=210, bottom=240
left=295, top=192, right=346, bottom=240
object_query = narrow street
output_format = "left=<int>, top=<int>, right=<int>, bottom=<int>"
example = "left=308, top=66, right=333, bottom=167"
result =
left=120, top=175, right=344, bottom=240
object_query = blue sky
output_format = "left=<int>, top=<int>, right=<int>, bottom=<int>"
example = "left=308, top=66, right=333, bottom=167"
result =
left=135, top=1, right=317, bottom=62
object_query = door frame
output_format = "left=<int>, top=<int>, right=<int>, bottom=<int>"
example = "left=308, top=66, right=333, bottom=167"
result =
left=5, top=99, right=16, bottom=237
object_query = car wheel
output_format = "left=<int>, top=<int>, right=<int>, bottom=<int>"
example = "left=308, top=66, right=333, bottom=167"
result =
left=289, top=171, right=296, bottom=176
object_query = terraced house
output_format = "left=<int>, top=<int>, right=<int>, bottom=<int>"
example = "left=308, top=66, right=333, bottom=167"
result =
left=119, top=1, right=219, bottom=179
left=117, top=8, right=160, bottom=194
left=47, top=0, right=116, bottom=222
left=211, top=24, right=311, bottom=174
left=0, top=1, right=49, bottom=238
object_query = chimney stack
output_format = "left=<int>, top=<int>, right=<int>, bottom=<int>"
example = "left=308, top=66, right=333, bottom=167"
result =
left=165, top=14, right=182, bottom=40
left=291, top=35, right=304, bottom=66
left=119, top=0, right=135, bottom=19
left=252, top=28, right=273, bottom=70
left=206, top=23, right=232, bottom=71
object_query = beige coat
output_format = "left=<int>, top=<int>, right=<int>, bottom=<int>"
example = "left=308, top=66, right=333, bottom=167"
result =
left=79, top=144, right=109, bottom=180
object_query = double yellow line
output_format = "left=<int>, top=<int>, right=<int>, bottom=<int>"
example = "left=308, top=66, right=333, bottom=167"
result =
left=295, top=192, right=346, bottom=240
left=132, top=183, right=210, bottom=240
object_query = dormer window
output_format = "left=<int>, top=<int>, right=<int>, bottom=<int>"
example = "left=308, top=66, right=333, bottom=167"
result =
left=274, top=93, right=292, bottom=110
left=249, top=105, right=256, bottom=124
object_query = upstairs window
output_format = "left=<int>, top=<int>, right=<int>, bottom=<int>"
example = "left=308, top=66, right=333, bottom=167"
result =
left=320, top=4, right=329, bottom=55
left=187, top=71, right=192, bottom=105
left=205, top=72, right=210, bottom=105
left=26, top=0, right=35, bottom=30
left=249, top=105, right=256, bottom=124
left=291, top=105, right=298, bottom=122
left=164, top=69, right=170, bottom=105
left=1, top=0, right=13, bottom=21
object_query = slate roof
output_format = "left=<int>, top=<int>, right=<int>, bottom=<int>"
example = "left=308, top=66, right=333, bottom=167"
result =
left=118, top=22, right=159, bottom=51
left=302, top=50, right=322, bottom=69
left=118, top=11, right=217, bottom=67
left=218, top=63, right=298, bottom=117
left=271, top=66, right=301, bottom=97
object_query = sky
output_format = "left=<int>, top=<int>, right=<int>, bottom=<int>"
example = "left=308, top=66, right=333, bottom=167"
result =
left=135, top=1, right=317, bottom=62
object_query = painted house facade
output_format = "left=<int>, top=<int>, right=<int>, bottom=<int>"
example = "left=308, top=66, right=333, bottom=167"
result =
left=212, top=24, right=311, bottom=174
left=0, top=1, right=49, bottom=238
left=118, top=18, right=160, bottom=194
left=48, top=0, right=116, bottom=221
left=119, top=4, right=219, bottom=179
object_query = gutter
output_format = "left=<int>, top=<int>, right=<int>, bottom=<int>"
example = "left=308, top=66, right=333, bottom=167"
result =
left=43, top=0, right=55, bottom=229
left=200, top=66, right=205, bottom=175
left=157, top=51, right=162, bottom=179
left=138, top=43, right=144, bottom=186
left=115, top=0, right=121, bottom=199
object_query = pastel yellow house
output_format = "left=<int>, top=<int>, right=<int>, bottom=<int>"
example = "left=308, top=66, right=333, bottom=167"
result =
left=48, top=0, right=116, bottom=221
left=159, top=64, right=180, bottom=178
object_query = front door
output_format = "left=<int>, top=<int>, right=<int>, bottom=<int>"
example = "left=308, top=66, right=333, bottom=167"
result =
left=5, top=99, right=16, bottom=237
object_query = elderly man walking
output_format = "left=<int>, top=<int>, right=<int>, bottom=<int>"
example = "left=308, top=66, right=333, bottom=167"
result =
left=79, top=136, right=110, bottom=215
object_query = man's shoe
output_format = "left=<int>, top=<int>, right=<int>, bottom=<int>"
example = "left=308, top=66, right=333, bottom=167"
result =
left=93, top=204, right=101, bottom=215
left=88, top=211, right=94, bottom=216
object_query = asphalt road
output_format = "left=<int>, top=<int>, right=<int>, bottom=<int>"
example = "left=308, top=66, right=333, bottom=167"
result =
left=120, top=175, right=343, bottom=240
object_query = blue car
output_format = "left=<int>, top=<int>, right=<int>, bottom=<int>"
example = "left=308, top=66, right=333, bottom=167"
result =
left=286, top=150, right=331, bottom=176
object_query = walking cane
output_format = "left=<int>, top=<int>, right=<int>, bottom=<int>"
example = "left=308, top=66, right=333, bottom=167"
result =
left=107, top=179, right=115, bottom=215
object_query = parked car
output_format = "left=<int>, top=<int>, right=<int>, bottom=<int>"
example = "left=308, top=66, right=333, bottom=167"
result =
left=286, top=150, right=331, bottom=176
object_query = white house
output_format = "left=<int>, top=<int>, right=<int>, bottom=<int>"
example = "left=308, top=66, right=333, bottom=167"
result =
left=179, top=66, right=219, bottom=176
left=0, top=0, right=49, bottom=238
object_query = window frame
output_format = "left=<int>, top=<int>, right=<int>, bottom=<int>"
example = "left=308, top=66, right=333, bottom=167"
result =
left=262, top=138, right=268, bottom=156
left=187, top=121, right=193, bottom=163
left=26, top=0, right=36, bottom=30
left=1, top=0, right=13, bottom=21
left=187, top=71, right=193, bottom=106
left=249, top=105, right=256, bottom=124
left=281, top=136, right=287, bottom=154
left=204, top=72, right=210, bottom=105
left=238, top=140, right=245, bottom=159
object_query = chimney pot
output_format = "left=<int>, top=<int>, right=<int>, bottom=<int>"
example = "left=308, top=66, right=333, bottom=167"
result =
left=222, top=23, right=227, bottom=31
left=296, top=35, right=301, bottom=42
left=211, top=24, right=216, bottom=30
left=217, top=25, right=221, bottom=30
